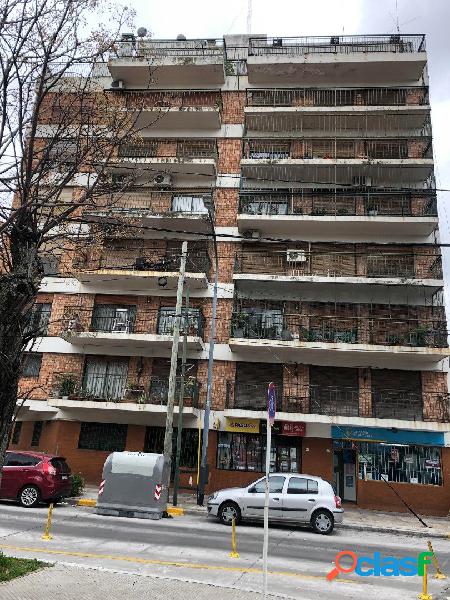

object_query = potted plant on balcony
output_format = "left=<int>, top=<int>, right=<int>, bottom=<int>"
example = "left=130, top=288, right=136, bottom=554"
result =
left=58, top=374, right=77, bottom=400
left=231, top=313, right=250, bottom=338
left=182, top=377, right=197, bottom=407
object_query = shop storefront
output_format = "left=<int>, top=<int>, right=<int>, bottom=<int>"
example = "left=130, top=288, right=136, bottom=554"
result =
left=332, top=426, right=448, bottom=513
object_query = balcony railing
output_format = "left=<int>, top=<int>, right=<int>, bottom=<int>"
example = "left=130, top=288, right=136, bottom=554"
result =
left=227, top=383, right=450, bottom=422
left=230, top=312, right=448, bottom=348
left=113, top=37, right=224, bottom=59
left=64, top=307, right=205, bottom=338
left=235, top=250, right=442, bottom=280
left=76, top=246, right=211, bottom=277
left=147, top=376, right=200, bottom=407
left=118, top=139, right=218, bottom=159
left=243, top=138, right=432, bottom=160
left=248, top=35, right=426, bottom=56
left=246, top=86, right=429, bottom=108
left=90, top=192, right=212, bottom=217
left=124, top=90, right=222, bottom=110
left=239, top=191, right=437, bottom=218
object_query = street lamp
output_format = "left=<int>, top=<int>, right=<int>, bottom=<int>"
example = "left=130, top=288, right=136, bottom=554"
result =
left=197, top=195, right=218, bottom=505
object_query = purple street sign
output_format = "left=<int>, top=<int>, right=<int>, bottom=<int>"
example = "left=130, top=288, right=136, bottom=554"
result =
left=267, top=382, right=276, bottom=426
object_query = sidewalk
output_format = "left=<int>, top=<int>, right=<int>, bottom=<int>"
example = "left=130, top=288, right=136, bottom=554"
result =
left=0, top=564, right=286, bottom=599
left=76, top=487, right=450, bottom=539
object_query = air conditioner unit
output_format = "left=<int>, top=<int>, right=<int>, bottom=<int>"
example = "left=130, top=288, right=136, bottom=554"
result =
left=152, top=173, right=173, bottom=187
left=287, top=249, right=307, bottom=262
left=352, top=176, right=372, bottom=187
left=110, top=79, right=124, bottom=90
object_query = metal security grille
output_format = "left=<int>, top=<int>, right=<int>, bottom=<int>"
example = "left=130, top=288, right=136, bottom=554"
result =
left=25, top=304, right=52, bottom=336
left=31, top=421, right=43, bottom=447
left=78, top=422, right=128, bottom=451
left=144, top=426, right=199, bottom=468
left=22, top=353, right=42, bottom=378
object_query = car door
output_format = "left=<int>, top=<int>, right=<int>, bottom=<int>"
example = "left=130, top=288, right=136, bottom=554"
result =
left=243, top=475, right=286, bottom=519
left=0, top=452, right=16, bottom=498
left=282, top=476, right=319, bottom=522
left=0, top=452, right=28, bottom=499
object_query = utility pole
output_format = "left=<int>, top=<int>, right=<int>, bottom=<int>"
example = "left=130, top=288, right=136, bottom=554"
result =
left=161, top=240, right=187, bottom=505
left=172, top=287, right=189, bottom=507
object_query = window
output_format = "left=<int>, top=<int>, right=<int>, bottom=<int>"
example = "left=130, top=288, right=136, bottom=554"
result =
left=157, top=307, right=202, bottom=336
left=78, top=422, right=128, bottom=451
left=251, top=476, right=286, bottom=494
left=31, top=421, right=44, bottom=447
left=357, top=442, right=442, bottom=486
left=287, top=477, right=318, bottom=494
left=144, top=426, right=199, bottom=469
left=4, top=452, right=41, bottom=467
left=22, top=353, right=43, bottom=378
left=11, top=422, right=22, bottom=445
left=81, top=358, right=128, bottom=401
left=25, top=304, right=52, bottom=336
left=91, top=305, right=136, bottom=333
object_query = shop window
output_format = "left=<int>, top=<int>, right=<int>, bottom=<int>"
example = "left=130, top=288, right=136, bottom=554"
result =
left=31, top=421, right=43, bottom=447
left=22, top=353, right=43, bottom=378
left=358, top=442, right=442, bottom=486
left=78, top=422, right=127, bottom=452
left=144, top=426, right=199, bottom=469
left=11, top=422, right=22, bottom=445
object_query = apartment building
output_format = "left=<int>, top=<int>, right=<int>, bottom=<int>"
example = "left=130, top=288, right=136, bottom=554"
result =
left=11, top=33, right=450, bottom=514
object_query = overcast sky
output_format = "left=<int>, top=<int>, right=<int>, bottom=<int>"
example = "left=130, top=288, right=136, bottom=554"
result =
left=128, top=0, right=450, bottom=271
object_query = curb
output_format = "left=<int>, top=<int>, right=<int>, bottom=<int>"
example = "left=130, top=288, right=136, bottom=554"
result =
left=77, top=498, right=97, bottom=507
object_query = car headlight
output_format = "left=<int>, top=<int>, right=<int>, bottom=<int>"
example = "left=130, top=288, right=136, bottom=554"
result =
left=208, top=492, right=218, bottom=502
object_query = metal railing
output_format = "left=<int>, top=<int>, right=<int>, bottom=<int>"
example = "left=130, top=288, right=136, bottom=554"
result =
left=246, top=86, right=429, bottom=107
left=248, top=35, right=426, bottom=56
left=113, top=37, right=224, bottom=59
left=230, top=312, right=448, bottom=348
left=235, top=249, right=442, bottom=280
left=90, top=192, right=212, bottom=217
left=238, top=191, right=437, bottom=217
left=124, top=90, right=222, bottom=110
left=146, top=376, right=200, bottom=407
left=372, top=390, right=450, bottom=422
left=76, top=246, right=211, bottom=276
left=118, top=139, right=218, bottom=159
left=242, top=138, right=432, bottom=160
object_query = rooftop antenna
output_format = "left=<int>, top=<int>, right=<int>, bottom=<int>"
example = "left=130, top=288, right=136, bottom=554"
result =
left=395, top=0, right=400, bottom=32
left=247, top=0, right=252, bottom=34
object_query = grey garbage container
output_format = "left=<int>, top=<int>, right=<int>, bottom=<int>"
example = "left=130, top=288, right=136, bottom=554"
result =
left=96, top=452, right=166, bottom=519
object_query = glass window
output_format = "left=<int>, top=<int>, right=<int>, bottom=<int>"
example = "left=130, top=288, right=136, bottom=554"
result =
left=91, top=305, right=136, bottom=333
left=358, top=442, right=442, bottom=486
left=5, top=453, right=40, bottom=466
left=252, top=476, right=286, bottom=493
left=25, top=304, right=52, bottom=336
left=144, top=426, right=199, bottom=469
left=81, top=358, right=128, bottom=401
left=78, top=422, right=128, bottom=451
left=22, top=353, right=42, bottom=378
left=11, top=422, right=22, bottom=445
left=31, top=421, right=44, bottom=447
left=287, top=478, right=318, bottom=494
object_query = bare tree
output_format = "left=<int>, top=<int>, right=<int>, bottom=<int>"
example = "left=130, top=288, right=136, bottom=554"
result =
left=0, top=0, right=150, bottom=475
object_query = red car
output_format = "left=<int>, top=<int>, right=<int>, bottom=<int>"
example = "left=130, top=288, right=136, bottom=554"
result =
left=0, top=451, right=71, bottom=507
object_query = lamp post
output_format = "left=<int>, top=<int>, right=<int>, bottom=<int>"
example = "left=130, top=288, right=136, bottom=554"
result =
left=197, top=197, right=218, bottom=505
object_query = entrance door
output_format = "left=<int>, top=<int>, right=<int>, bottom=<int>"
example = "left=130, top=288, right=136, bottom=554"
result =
left=333, top=449, right=357, bottom=502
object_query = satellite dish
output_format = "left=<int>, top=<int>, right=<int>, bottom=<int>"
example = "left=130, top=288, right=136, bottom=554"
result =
left=176, top=34, right=186, bottom=40
left=137, top=27, right=147, bottom=38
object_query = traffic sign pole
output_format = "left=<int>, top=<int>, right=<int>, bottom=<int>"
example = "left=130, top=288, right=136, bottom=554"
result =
left=263, top=382, right=276, bottom=599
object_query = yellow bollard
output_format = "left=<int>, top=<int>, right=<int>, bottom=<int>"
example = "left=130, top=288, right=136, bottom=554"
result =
left=418, top=562, right=432, bottom=600
left=427, top=541, right=447, bottom=580
left=41, top=503, right=54, bottom=541
left=229, top=517, right=240, bottom=559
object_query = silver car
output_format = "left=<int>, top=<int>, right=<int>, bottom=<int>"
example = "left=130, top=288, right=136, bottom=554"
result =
left=207, top=473, right=343, bottom=534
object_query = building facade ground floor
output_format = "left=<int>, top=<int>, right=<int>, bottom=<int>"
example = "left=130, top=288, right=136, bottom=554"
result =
left=9, top=410, right=450, bottom=516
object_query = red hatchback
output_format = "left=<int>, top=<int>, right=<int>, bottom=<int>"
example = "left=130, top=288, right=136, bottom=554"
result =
left=0, top=451, right=71, bottom=507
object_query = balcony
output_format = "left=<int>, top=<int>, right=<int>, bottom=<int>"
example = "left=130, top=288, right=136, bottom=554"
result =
left=228, top=311, right=448, bottom=369
left=50, top=373, right=200, bottom=411
left=74, top=245, right=210, bottom=291
left=108, top=37, right=225, bottom=86
left=226, top=382, right=450, bottom=425
left=123, top=91, right=222, bottom=130
left=245, top=87, right=430, bottom=134
left=61, top=307, right=205, bottom=354
left=234, top=248, right=443, bottom=302
left=241, top=138, right=433, bottom=187
left=238, top=190, right=438, bottom=239
left=247, top=35, right=427, bottom=85
left=85, top=191, right=212, bottom=234
left=112, top=139, right=217, bottom=184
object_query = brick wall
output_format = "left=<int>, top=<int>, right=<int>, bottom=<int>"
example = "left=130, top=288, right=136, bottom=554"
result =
left=221, top=92, right=245, bottom=124
left=214, top=189, right=239, bottom=226
left=217, top=139, right=241, bottom=173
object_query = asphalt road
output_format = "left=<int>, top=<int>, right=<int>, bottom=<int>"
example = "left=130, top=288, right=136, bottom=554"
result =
left=0, top=501, right=449, bottom=599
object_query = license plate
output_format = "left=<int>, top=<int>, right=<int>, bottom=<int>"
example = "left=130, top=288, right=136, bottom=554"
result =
left=61, top=475, right=68, bottom=480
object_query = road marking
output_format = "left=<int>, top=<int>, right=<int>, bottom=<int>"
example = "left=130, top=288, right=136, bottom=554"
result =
left=0, top=543, right=360, bottom=585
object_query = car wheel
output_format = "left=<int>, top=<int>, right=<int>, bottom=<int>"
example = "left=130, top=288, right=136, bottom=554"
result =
left=311, top=509, right=334, bottom=535
left=19, top=485, right=40, bottom=508
left=219, top=501, right=241, bottom=526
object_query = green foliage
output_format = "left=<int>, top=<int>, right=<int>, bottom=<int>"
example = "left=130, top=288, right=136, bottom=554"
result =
left=70, top=472, right=85, bottom=497
left=0, top=552, right=48, bottom=582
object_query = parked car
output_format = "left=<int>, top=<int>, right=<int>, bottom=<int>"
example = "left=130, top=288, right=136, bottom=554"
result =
left=207, top=473, right=343, bottom=534
left=0, top=451, right=71, bottom=508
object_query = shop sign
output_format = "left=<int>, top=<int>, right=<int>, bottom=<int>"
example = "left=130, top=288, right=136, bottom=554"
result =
left=225, top=417, right=260, bottom=434
left=331, top=426, right=445, bottom=447
left=281, top=422, right=306, bottom=437
left=425, top=459, right=440, bottom=469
